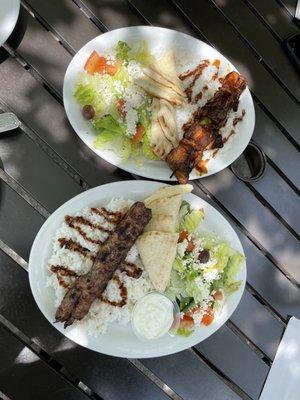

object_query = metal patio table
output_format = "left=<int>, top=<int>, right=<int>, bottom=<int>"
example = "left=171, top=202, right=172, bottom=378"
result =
left=0, top=1, right=299, bottom=399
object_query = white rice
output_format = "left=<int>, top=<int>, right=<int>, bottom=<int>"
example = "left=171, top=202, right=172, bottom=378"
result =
left=47, top=197, right=153, bottom=335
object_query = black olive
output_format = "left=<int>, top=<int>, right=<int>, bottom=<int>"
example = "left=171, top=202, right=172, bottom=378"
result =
left=198, top=249, right=210, bottom=263
left=214, top=134, right=224, bottom=148
left=82, top=105, right=95, bottom=120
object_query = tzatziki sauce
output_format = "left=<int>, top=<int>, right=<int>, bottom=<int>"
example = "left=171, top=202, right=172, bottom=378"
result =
left=132, top=292, right=174, bottom=340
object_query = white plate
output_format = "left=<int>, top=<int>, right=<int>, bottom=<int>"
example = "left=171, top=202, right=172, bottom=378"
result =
left=0, top=0, right=20, bottom=47
left=29, top=180, right=246, bottom=358
left=63, top=26, right=255, bottom=181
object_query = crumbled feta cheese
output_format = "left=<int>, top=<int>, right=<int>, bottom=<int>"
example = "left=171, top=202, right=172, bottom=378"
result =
left=202, top=268, right=219, bottom=284
left=127, top=60, right=144, bottom=80
left=195, top=276, right=211, bottom=301
left=122, top=85, right=145, bottom=137
left=125, top=107, right=138, bottom=137
left=177, top=240, right=188, bottom=258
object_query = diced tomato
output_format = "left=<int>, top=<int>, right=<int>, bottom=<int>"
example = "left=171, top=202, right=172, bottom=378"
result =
left=179, top=230, right=195, bottom=252
left=117, top=98, right=126, bottom=118
left=84, top=50, right=120, bottom=76
left=105, top=59, right=121, bottom=76
left=213, top=291, right=223, bottom=301
left=132, top=124, right=145, bottom=144
left=178, top=230, right=189, bottom=242
left=213, top=59, right=221, bottom=68
left=180, top=315, right=195, bottom=329
left=201, top=307, right=214, bottom=326
left=186, top=240, right=195, bottom=252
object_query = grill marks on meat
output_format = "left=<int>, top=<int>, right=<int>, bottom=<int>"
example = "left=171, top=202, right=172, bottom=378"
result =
left=167, top=71, right=247, bottom=184
left=55, top=202, right=152, bottom=327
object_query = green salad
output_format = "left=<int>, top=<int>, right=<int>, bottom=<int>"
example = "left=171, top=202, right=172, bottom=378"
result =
left=74, top=40, right=160, bottom=161
left=166, top=201, right=245, bottom=337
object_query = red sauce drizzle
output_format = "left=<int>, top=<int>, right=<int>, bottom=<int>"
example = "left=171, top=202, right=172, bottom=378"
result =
left=50, top=265, right=78, bottom=288
left=120, top=262, right=143, bottom=279
left=91, top=207, right=124, bottom=224
left=58, top=238, right=95, bottom=260
left=65, top=215, right=109, bottom=244
left=99, top=275, right=127, bottom=307
left=233, top=109, right=246, bottom=127
left=179, top=60, right=210, bottom=102
left=223, top=129, right=236, bottom=145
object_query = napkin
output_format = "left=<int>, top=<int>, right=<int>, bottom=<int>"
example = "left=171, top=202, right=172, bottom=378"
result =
left=260, top=317, right=300, bottom=400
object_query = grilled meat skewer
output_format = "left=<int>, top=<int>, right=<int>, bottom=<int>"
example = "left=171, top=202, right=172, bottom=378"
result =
left=167, top=71, right=247, bottom=184
left=55, top=202, right=152, bottom=328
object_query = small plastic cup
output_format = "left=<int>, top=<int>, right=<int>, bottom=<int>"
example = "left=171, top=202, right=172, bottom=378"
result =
left=131, top=292, right=180, bottom=341
left=230, top=141, right=266, bottom=182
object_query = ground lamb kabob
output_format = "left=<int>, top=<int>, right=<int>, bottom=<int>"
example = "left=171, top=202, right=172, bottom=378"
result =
left=166, top=71, right=247, bottom=184
left=55, top=201, right=152, bottom=328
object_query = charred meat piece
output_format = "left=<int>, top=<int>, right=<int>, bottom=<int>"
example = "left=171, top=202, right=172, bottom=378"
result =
left=167, top=71, right=247, bottom=184
left=167, top=124, right=216, bottom=184
left=55, top=202, right=152, bottom=327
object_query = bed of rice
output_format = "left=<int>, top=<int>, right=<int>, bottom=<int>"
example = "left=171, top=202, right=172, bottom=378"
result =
left=46, top=198, right=153, bottom=336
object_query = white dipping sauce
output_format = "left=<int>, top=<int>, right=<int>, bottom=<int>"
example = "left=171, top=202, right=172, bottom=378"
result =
left=132, top=293, right=174, bottom=340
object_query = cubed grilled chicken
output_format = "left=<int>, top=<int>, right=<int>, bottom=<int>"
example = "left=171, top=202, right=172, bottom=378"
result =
left=167, top=71, right=247, bottom=184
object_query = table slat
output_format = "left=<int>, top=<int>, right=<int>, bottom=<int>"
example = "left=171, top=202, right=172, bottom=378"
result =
left=0, top=324, right=90, bottom=400
left=197, top=326, right=269, bottom=399
left=246, top=0, right=299, bottom=39
left=213, top=0, right=300, bottom=100
left=78, top=0, right=144, bottom=29
left=0, top=122, right=82, bottom=212
left=24, top=0, right=101, bottom=51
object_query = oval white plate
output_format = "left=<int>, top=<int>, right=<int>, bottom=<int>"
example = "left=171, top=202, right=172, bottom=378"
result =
left=29, top=180, right=246, bottom=358
left=63, top=26, right=255, bottom=181
left=0, top=0, right=20, bottom=47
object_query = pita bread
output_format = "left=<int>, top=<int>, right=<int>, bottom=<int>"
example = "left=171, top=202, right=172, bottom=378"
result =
left=150, top=51, right=184, bottom=96
left=144, top=184, right=193, bottom=206
left=135, top=76, right=184, bottom=106
left=144, top=194, right=182, bottom=233
left=143, top=66, right=185, bottom=99
left=137, top=231, right=179, bottom=292
left=150, top=99, right=174, bottom=159
left=157, top=99, right=179, bottom=148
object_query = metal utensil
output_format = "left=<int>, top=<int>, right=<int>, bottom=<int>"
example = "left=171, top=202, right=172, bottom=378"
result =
left=0, top=112, right=20, bottom=133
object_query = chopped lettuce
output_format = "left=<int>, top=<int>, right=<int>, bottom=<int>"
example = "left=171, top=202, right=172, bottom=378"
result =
left=93, top=114, right=125, bottom=135
left=116, top=41, right=131, bottom=64
left=223, top=252, right=244, bottom=286
left=94, top=132, right=132, bottom=160
left=212, top=242, right=232, bottom=271
left=179, top=209, right=204, bottom=234
left=116, top=40, right=154, bottom=66
left=141, top=128, right=161, bottom=160
left=74, top=82, right=104, bottom=114
left=93, top=114, right=132, bottom=160
left=129, top=41, right=154, bottom=66
left=177, top=328, right=194, bottom=337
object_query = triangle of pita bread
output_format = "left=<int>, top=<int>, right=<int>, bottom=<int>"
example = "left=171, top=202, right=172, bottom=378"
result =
left=144, top=184, right=193, bottom=206
left=144, top=194, right=182, bottom=233
left=137, top=231, right=179, bottom=292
